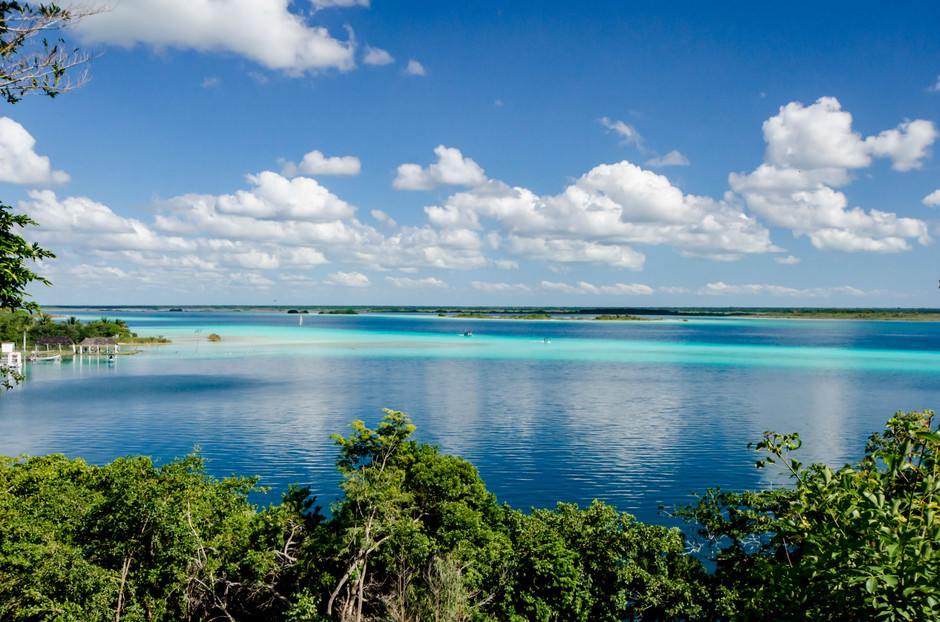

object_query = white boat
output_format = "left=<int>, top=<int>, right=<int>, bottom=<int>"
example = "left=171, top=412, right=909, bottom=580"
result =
left=29, top=354, right=62, bottom=362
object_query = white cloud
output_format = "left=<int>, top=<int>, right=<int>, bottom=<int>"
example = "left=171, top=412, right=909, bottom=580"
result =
left=385, top=276, right=447, bottom=289
left=865, top=120, right=937, bottom=171
left=929, top=75, right=940, bottom=92
left=599, top=282, right=655, bottom=295
left=77, top=0, right=357, bottom=75
left=645, top=150, right=690, bottom=167
left=762, top=97, right=871, bottom=170
left=20, top=190, right=195, bottom=253
left=371, top=209, right=397, bottom=230
left=600, top=117, right=642, bottom=148
left=282, top=150, right=361, bottom=177
left=149, top=171, right=491, bottom=272
left=363, top=45, right=393, bottom=65
left=540, top=280, right=653, bottom=295
left=312, top=0, right=369, bottom=7
left=13, top=163, right=493, bottom=283
left=201, top=76, right=221, bottom=88
left=700, top=281, right=866, bottom=297
left=228, top=272, right=276, bottom=287
left=506, top=236, right=647, bottom=269
left=426, top=160, right=778, bottom=268
left=164, top=171, right=356, bottom=223
left=405, top=59, right=426, bottom=76
left=393, top=145, right=487, bottom=191
left=731, top=97, right=934, bottom=253
left=471, top=281, right=531, bottom=293
left=541, top=281, right=586, bottom=295
left=0, top=118, right=69, bottom=185
left=657, top=286, right=690, bottom=294
left=327, top=270, right=370, bottom=287
left=924, top=190, right=940, bottom=207
left=775, top=255, right=801, bottom=265
left=494, top=259, right=518, bottom=270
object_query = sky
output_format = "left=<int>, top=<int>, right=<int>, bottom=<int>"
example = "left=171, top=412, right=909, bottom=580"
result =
left=3, top=0, right=940, bottom=307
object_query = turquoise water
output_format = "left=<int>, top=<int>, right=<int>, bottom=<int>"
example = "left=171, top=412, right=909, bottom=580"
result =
left=3, top=311, right=939, bottom=524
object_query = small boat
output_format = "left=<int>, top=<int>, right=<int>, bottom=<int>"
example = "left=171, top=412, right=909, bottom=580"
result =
left=543, top=338, right=551, bottom=343
left=463, top=331, right=473, bottom=337
left=29, top=354, right=62, bottom=362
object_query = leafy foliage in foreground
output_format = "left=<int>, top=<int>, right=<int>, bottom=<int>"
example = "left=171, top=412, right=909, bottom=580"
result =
left=0, top=453, right=318, bottom=621
left=1, top=409, right=938, bottom=621
left=675, top=409, right=940, bottom=621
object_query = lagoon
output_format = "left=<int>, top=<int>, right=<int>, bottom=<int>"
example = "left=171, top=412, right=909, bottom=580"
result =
left=2, top=310, right=939, bottom=524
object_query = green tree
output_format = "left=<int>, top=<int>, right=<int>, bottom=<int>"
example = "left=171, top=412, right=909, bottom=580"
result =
left=0, top=1, right=100, bottom=103
left=494, top=501, right=708, bottom=622
left=0, top=452, right=320, bottom=621
left=676, top=409, right=940, bottom=621
left=325, top=411, right=420, bottom=621
left=316, top=410, right=511, bottom=622
left=1, top=1, right=102, bottom=391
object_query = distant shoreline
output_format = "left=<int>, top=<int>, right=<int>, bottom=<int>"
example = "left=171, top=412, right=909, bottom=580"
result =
left=41, top=305, right=940, bottom=321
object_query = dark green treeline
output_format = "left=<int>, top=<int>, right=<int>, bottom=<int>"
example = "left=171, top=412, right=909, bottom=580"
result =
left=1, top=410, right=938, bottom=621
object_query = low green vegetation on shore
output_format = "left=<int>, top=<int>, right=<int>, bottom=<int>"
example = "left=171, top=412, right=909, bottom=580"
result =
left=0, top=311, right=170, bottom=350
left=451, top=312, right=554, bottom=320
left=589, top=314, right=651, bottom=321
left=1, top=409, right=936, bottom=621
left=742, top=308, right=940, bottom=320
left=43, top=305, right=940, bottom=321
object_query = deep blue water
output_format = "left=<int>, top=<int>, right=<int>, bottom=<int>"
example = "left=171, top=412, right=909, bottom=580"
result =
left=2, top=311, right=939, bottom=525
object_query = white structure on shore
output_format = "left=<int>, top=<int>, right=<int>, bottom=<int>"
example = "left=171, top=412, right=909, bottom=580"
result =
left=1, top=342, right=23, bottom=374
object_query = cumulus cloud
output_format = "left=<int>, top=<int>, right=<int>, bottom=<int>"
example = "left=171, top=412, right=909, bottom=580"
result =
left=600, top=117, right=642, bottom=148
left=645, top=150, right=690, bottom=167
left=731, top=97, right=934, bottom=252
left=18, top=157, right=508, bottom=296
left=363, top=44, right=393, bottom=65
left=312, top=0, right=369, bottom=7
left=599, top=282, right=655, bottom=295
left=929, top=75, right=940, bottom=92
left=0, top=118, right=69, bottom=185
left=775, top=255, right=801, bottom=265
left=385, top=276, right=447, bottom=289
left=540, top=280, right=653, bottom=295
left=471, top=281, right=531, bottom=293
left=327, top=270, right=370, bottom=287
left=282, top=150, right=361, bottom=177
left=161, top=171, right=356, bottom=223
left=425, top=160, right=779, bottom=268
left=405, top=59, right=426, bottom=76
left=371, top=209, right=397, bottom=231
left=76, top=0, right=357, bottom=74
left=200, top=76, right=221, bottom=88
left=393, top=145, right=487, bottom=191
left=924, top=190, right=940, bottom=207
left=700, top=281, right=866, bottom=297
left=865, top=120, right=937, bottom=171
left=20, top=190, right=195, bottom=253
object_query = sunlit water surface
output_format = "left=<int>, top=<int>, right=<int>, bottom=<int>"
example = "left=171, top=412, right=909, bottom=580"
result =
left=3, top=311, right=939, bottom=525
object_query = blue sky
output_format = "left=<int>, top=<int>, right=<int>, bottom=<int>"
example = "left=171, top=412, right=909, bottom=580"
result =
left=3, top=0, right=940, bottom=307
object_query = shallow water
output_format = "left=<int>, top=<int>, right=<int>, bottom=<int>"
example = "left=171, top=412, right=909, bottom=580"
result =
left=3, top=311, right=939, bottom=524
